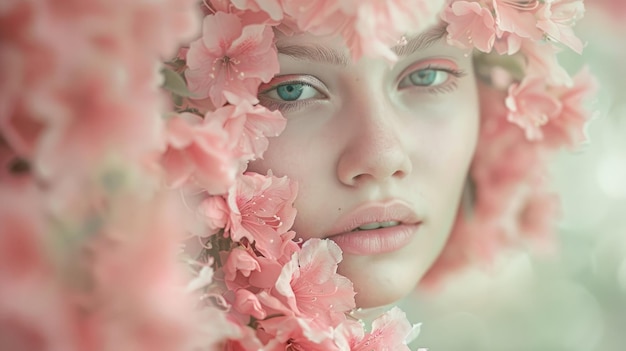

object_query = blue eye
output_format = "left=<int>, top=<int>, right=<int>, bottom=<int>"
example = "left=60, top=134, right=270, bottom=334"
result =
left=263, top=81, right=323, bottom=102
left=276, top=83, right=305, bottom=101
left=406, top=69, right=448, bottom=87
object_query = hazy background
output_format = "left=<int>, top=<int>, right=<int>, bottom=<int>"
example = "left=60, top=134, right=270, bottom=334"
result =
left=404, top=3, right=626, bottom=350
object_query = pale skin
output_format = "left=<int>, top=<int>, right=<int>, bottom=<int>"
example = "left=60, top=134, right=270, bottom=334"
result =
left=248, top=24, right=480, bottom=308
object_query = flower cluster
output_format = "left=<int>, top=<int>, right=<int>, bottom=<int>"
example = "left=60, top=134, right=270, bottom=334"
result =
left=422, top=0, right=598, bottom=284
left=1, top=0, right=596, bottom=350
left=0, top=1, right=240, bottom=350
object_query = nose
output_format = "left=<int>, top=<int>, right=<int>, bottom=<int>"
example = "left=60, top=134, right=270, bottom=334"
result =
left=336, top=99, right=413, bottom=187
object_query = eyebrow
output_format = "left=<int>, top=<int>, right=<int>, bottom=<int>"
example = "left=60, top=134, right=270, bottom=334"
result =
left=275, top=22, right=448, bottom=66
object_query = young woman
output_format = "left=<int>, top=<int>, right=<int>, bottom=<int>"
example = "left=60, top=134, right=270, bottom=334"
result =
left=179, top=0, right=595, bottom=312
left=0, top=0, right=596, bottom=350
left=246, top=24, right=480, bottom=308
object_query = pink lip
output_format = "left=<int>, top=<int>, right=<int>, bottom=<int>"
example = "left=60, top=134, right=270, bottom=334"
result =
left=325, top=200, right=422, bottom=255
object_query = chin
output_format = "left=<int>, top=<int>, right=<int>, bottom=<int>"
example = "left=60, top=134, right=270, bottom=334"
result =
left=338, top=255, right=428, bottom=309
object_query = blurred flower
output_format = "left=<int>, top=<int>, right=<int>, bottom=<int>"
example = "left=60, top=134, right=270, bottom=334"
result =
left=505, top=76, right=563, bottom=141
left=162, top=112, right=237, bottom=193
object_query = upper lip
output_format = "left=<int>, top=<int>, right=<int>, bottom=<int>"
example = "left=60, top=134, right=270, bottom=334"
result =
left=325, top=200, right=422, bottom=237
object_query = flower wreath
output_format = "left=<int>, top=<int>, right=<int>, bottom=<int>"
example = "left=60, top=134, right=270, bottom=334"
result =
left=0, top=0, right=596, bottom=350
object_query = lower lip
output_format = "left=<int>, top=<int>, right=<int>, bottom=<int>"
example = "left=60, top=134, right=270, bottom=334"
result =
left=328, top=224, right=421, bottom=256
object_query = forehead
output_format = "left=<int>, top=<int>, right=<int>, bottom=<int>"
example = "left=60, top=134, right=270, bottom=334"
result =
left=274, top=22, right=449, bottom=66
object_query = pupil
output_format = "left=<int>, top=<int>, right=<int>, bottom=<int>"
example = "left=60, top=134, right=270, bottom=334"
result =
left=410, top=70, right=436, bottom=86
left=277, top=83, right=304, bottom=101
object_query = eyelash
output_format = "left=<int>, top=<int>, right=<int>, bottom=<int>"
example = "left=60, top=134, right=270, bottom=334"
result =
left=258, top=66, right=467, bottom=111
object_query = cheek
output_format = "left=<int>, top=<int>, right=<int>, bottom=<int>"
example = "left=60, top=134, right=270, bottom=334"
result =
left=405, top=83, right=480, bottom=218
left=246, top=126, right=339, bottom=236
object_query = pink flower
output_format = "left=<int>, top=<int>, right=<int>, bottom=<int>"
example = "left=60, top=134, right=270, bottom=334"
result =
left=542, top=66, right=598, bottom=148
left=536, top=0, right=585, bottom=54
left=197, top=195, right=230, bottom=235
left=161, top=112, right=238, bottom=193
left=441, top=1, right=496, bottom=52
left=130, top=0, right=201, bottom=58
left=85, top=192, right=244, bottom=351
left=284, top=0, right=444, bottom=62
left=222, top=248, right=283, bottom=290
left=223, top=248, right=261, bottom=287
left=518, top=189, right=560, bottom=252
left=255, top=314, right=339, bottom=351
left=233, top=288, right=267, bottom=320
left=346, top=0, right=444, bottom=62
left=505, top=76, right=563, bottom=140
left=0, top=184, right=81, bottom=351
left=208, top=102, right=287, bottom=161
left=225, top=172, right=298, bottom=260
left=521, top=41, right=572, bottom=86
left=493, top=0, right=543, bottom=39
left=185, top=12, right=279, bottom=107
left=272, top=239, right=356, bottom=326
left=493, top=31, right=523, bottom=55
left=336, top=307, right=420, bottom=351
left=281, top=0, right=345, bottom=36
left=492, top=0, right=543, bottom=55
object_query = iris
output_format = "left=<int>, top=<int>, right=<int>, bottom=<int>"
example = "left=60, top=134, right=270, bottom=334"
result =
left=276, top=83, right=304, bottom=101
left=408, top=69, right=438, bottom=86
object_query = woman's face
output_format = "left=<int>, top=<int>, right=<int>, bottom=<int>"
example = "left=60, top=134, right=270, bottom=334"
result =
left=248, top=24, right=480, bottom=308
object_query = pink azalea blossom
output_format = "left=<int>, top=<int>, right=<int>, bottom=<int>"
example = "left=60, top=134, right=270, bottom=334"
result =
left=536, top=0, right=585, bottom=54
left=222, top=248, right=283, bottom=290
left=505, top=76, right=563, bottom=140
left=255, top=314, right=339, bottom=351
left=493, top=31, right=523, bottom=55
left=493, top=0, right=543, bottom=39
left=207, top=102, right=287, bottom=161
left=197, top=195, right=230, bottom=235
left=225, top=172, right=298, bottom=260
left=521, top=38, right=572, bottom=86
left=346, top=0, right=444, bottom=62
left=281, top=0, right=345, bottom=36
left=223, top=321, right=265, bottom=351
left=162, top=112, right=238, bottom=193
left=492, top=0, right=543, bottom=55
left=185, top=12, right=279, bottom=107
left=441, top=1, right=496, bottom=52
left=272, top=239, right=356, bottom=326
left=96, top=192, right=240, bottom=350
left=542, top=66, right=598, bottom=148
left=223, top=248, right=261, bottom=287
left=284, top=0, right=444, bottom=62
left=336, top=307, right=420, bottom=351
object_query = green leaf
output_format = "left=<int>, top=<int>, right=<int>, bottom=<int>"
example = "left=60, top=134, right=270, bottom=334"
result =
left=161, top=67, right=194, bottom=97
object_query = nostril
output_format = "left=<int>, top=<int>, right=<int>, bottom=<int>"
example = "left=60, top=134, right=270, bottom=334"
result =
left=392, top=169, right=406, bottom=179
